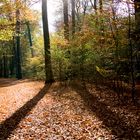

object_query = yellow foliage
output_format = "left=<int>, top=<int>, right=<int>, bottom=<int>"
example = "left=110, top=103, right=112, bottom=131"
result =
left=72, top=26, right=94, bottom=47
left=51, top=34, right=69, bottom=48
left=0, top=0, right=39, bottom=41
left=96, top=66, right=110, bottom=78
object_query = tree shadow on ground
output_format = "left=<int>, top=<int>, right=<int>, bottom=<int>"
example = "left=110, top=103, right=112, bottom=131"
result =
left=71, top=82, right=140, bottom=139
left=0, top=84, right=51, bottom=140
left=88, top=83, right=140, bottom=121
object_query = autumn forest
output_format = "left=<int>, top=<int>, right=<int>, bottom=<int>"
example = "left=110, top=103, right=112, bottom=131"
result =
left=0, top=0, right=140, bottom=139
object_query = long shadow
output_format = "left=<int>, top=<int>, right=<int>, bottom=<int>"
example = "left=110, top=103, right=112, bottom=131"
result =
left=0, top=84, right=51, bottom=140
left=71, top=82, right=140, bottom=139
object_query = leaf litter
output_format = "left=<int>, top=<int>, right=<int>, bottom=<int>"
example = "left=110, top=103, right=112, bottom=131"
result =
left=0, top=79, right=140, bottom=140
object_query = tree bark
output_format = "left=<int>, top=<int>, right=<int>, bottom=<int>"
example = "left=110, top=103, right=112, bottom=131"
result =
left=135, top=0, right=140, bottom=31
left=71, top=0, right=75, bottom=36
left=134, top=0, right=140, bottom=83
left=127, top=2, right=136, bottom=102
left=26, top=22, right=34, bottom=57
left=99, top=0, right=103, bottom=13
left=42, top=0, right=54, bottom=83
left=15, top=8, right=22, bottom=79
left=63, top=0, right=69, bottom=40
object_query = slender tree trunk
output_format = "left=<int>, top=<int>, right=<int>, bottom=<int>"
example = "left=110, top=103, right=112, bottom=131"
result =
left=9, top=42, right=15, bottom=76
left=15, top=8, right=22, bottom=79
left=63, top=0, right=69, bottom=40
left=11, top=37, right=16, bottom=76
left=99, top=0, right=103, bottom=13
left=0, top=58, right=3, bottom=77
left=0, top=58, right=2, bottom=77
left=94, top=0, right=97, bottom=13
left=63, top=0, right=70, bottom=82
left=135, top=0, right=140, bottom=31
left=3, top=53, right=8, bottom=78
left=89, top=0, right=97, bottom=14
left=110, top=0, right=120, bottom=98
left=99, top=0, right=104, bottom=48
left=127, top=2, right=136, bottom=103
left=42, top=0, right=54, bottom=84
left=134, top=0, right=140, bottom=83
left=26, top=22, right=34, bottom=57
left=71, top=0, right=75, bottom=36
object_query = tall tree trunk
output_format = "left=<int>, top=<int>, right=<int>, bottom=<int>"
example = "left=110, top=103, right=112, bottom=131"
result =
left=71, top=0, right=75, bottom=36
left=89, top=0, right=97, bottom=14
left=3, top=53, right=8, bottom=78
left=9, top=40, right=15, bottom=76
left=42, top=0, right=54, bottom=84
left=94, top=0, right=97, bottom=13
left=63, top=0, right=69, bottom=40
left=26, top=22, right=34, bottom=57
left=135, top=0, right=140, bottom=31
left=134, top=0, right=140, bottom=83
left=15, top=8, right=22, bottom=79
left=99, top=0, right=103, bottom=13
left=111, top=0, right=121, bottom=98
left=99, top=0, right=104, bottom=48
left=127, top=2, right=136, bottom=103
left=0, top=58, right=3, bottom=77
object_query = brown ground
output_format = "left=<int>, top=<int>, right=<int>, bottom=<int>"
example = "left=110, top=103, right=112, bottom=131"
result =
left=0, top=78, right=140, bottom=140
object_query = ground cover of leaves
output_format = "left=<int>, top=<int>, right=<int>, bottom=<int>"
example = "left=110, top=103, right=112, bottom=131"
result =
left=0, top=78, right=140, bottom=140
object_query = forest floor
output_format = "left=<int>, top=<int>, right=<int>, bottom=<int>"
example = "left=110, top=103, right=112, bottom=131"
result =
left=0, top=78, right=140, bottom=140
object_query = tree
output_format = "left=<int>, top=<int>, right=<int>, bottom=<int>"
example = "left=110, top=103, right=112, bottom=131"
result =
left=15, top=8, right=22, bottom=79
left=134, top=0, right=140, bottom=83
left=42, top=0, right=54, bottom=83
left=71, top=0, right=75, bottom=36
left=135, top=0, right=140, bottom=31
left=63, top=0, right=69, bottom=40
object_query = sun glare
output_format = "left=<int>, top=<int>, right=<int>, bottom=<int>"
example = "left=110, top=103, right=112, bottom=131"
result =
left=32, top=0, right=58, bottom=32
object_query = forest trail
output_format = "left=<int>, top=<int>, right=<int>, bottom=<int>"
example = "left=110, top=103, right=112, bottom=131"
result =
left=0, top=79, right=140, bottom=140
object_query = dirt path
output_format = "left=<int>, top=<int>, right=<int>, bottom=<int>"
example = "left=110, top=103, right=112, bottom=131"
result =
left=0, top=79, right=140, bottom=140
